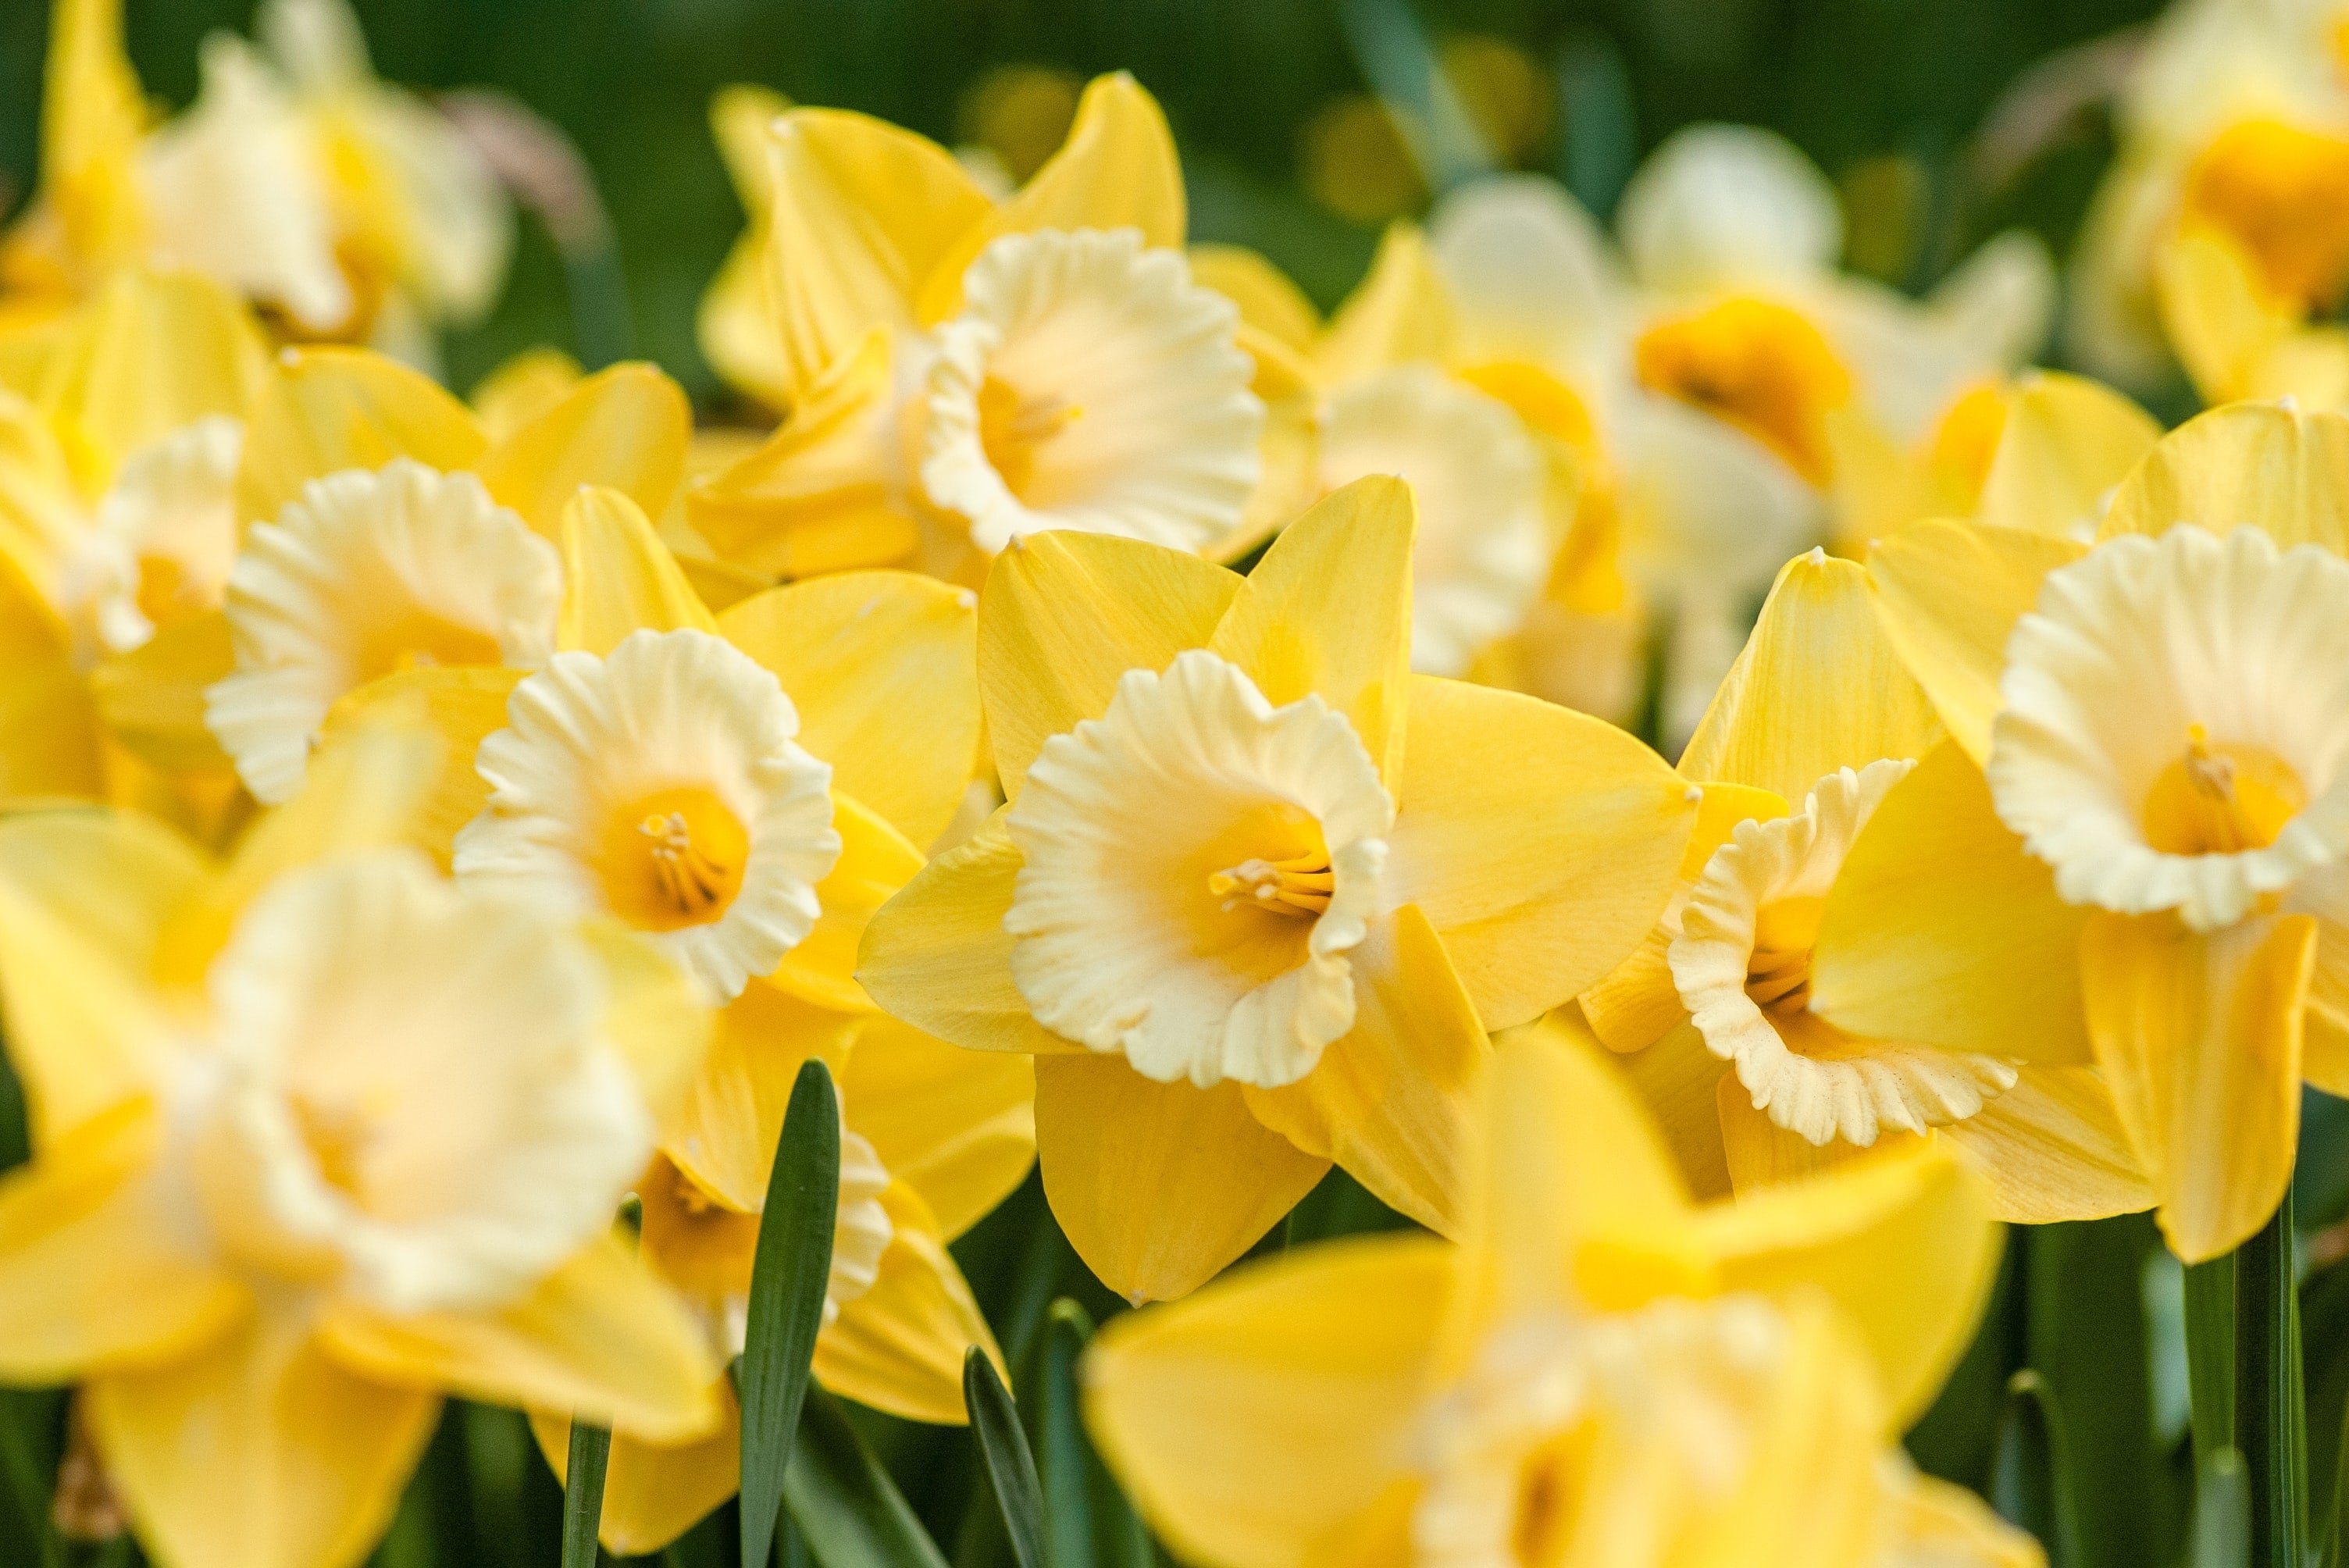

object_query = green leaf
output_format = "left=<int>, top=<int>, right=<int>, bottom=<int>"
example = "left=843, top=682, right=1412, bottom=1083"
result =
left=2024, top=1217, right=2166, bottom=1568
left=2196, top=1448, right=2251, bottom=1568
left=559, top=1420, right=611, bottom=1568
left=1041, top=1302, right=1096, bottom=1568
left=784, top=1388, right=949, bottom=1568
left=741, top=1060, right=841, bottom=1568
left=2301, top=1258, right=2349, bottom=1556
left=963, top=1350, right=1043, bottom=1568
left=1991, top=1370, right=2080, bottom=1567
left=2232, top=1188, right=2307, bottom=1568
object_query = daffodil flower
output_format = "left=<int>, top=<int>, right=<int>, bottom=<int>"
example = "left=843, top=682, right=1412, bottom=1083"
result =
left=106, top=343, right=694, bottom=805
left=0, top=267, right=269, bottom=820
left=0, top=724, right=718, bottom=1568
left=1082, top=1021, right=2034, bottom=1568
left=2, top=0, right=512, bottom=353
left=333, top=486, right=1026, bottom=1549
left=2070, top=0, right=2349, bottom=391
left=1811, top=401, right=2349, bottom=1261
left=858, top=476, right=1699, bottom=1300
left=686, top=73, right=1281, bottom=583
left=1581, top=545, right=2151, bottom=1224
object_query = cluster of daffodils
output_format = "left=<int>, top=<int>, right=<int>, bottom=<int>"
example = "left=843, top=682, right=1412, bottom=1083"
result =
left=8, top=1, right=2349, bottom=1565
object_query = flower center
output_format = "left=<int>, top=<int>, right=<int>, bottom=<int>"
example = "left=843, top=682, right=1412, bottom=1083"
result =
left=355, top=608, right=508, bottom=682
left=977, top=375, right=1082, bottom=499
left=1633, top=297, right=1851, bottom=485
left=2140, top=725, right=2307, bottom=857
left=1743, top=894, right=1824, bottom=1016
left=2182, top=119, right=2349, bottom=312
left=1207, top=850, right=1335, bottom=917
left=601, top=787, right=751, bottom=932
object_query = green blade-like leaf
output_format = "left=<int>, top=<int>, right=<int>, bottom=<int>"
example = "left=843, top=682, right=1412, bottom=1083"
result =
left=2233, top=1188, right=2307, bottom=1568
left=2186, top=1252, right=2237, bottom=1467
left=741, top=1059, right=842, bottom=1568
left=1991, top=1370, right=2080, bottom=1567
left=2196, top=1448, right=2251, bottom=1568
left=784, top=1388, right=950, bottom=1568
left=559, top=1421, right=611, bottom=1568
left=963, top=1349, right=1044, bottom=1568
left=2023, top=1217, right=2164, bottom=1568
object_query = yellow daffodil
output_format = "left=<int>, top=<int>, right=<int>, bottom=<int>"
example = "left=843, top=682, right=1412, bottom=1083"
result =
left=686, top=73, right=1285, bottom=585
left=0, top=267, right=271, bottom=834
left=1811, top=400, right=2349, bottom=1260
left=2070, top=0, right=2349, bottom=391
left=1580, top=545, right=2151, bottom=1224
left=2, top=0, right=512, bottom=355
left=331, top=486, right=1025, bottom=1549
left=1084, top=1021, right=2034, bottom=1568
left=858, top=477, right=1700, bottom=1301
left=99, top=343, right=693, bottom=806
left=1830, top=369, right=2162, bottom=553
left=0, top=722, right=718, bottom=1568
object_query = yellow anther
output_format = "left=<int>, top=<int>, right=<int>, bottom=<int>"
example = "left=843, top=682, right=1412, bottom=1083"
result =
left=1209, top=852, right=1335, bottom=917
left=2143, top=727, right=2307, bottom=857
left=640, top=811, right=733, bottom=917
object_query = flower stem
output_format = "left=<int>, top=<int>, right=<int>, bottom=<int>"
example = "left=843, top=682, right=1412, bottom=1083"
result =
left=2186, top=1250, right=2237, bottom=1470
left=2234, top=1186, right=2308, bottom=1568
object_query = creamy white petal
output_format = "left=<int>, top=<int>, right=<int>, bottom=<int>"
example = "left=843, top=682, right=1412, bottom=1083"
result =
left=207, top=458, right=562, bottom=804
left=1428, top=173, right=1627, bottom=376
left=1989, top=525, right=2349, bottom=930
left=921, top=227, right=1264, bottom=554
left=59, top=416, right=244, bottom=658
left=454, top=629, right=841, bottom=1003
left=1617, top=125, right=1843, bottom=294
left=1317, top=365, right=1550, bottom=676
left=1003, top=649, right=1392, bottom=1089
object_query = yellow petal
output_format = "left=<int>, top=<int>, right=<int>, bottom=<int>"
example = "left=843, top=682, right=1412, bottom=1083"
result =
left=1809, top=737, right=2091, bottom=1064
left=1974, top=369, right=2160, bottom=540
left=663, top=979, right=860, bottom=1213
left=1898, top=1474, right=2047, bottom=1567
left=1245, top=906, right=1487, bottom=1238
left=1937, top=1067, right=2151, bottom=1224
left=1863, top=520, right=2080, bottom=769
left=468, top=347, right=583, bottom=443
left=536, top=1385, right=740, bottom=1557
left=2101, top=400, right=2349, bottom=554
left=87, top=610, right=235, bottom=775
left=1035, top=1054, right=1329, bottom=1302
left=1313, top=224, right=1458, bottom=384
left=556, top=483, right=719, bottom=654
left=319, top=1233, right=720, bottom=1444
left=319, top=665, right=525, bottom=867
left=765, top=110, right=992, bottom=395
left=919, top=73, right=1185, bottom=322
left=583, top=918, right=715, bottom=1125
left=0, top=810, right=201, bottom=1141
left=476, top=363, right=693, bottom=540
left=2154, top=226, right=2292, bottom=405
left=1085, top=1232, right=1448, bottom=1568
left=0, top=550, right=103, bottom=799
left=814, top=1183, right=1003, bottom=1425
left=1209, top=475, right=1413, bottom=781
left=980, top=531, right=1240, bottom=799
left=697, top=233, right=794, bottom=413
left=38, top=268, right=270, bottom=470
left=237, top=347, right=487, bottom=529
left=90, top=1313, right=438, bottom=1568
left=1613, top=1016, right=1734, bottom=1202
left=843, top=1012, right=1034, bottom=1241
left=1695, top=1139, right=2002, bottom=1430
left=768, top=791, right=924, bottom=1012
left=854, top=812, right=1081, bottom=1058
left=39, top=0, right=146, bottom=270
left=1449, top=1019, right=1703, bottom=1342
left=1716, top=1079, right=1887, bottom=1193
left=2081, top=910, right=2314, bottom=1263
left=1189, top=244, right=1321, bottom=351
left=712, top=84, right=793, bottom=211
left=1388, top=675, right=1696, bottom=1029
left=0, top=1101, right=248, bottom=1380
left=721, top=569, right=981, bottom=850
left=683, top=330, right=916, bottom=577
left=1679, top=549, right=1942, bottom=800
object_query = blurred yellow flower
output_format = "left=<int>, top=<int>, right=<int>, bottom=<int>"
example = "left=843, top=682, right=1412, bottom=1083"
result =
left=1084, top=1023, right=2033, bottom=1568
left=0, top=725, right=717, bottom=1568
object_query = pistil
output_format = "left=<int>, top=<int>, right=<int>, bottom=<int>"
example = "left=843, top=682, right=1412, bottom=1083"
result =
left=1209, top=852, right=1336, bottom=916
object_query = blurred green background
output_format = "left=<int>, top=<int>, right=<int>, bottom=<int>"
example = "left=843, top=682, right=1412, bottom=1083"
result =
left=2, top=0, right=2161, bottom=408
